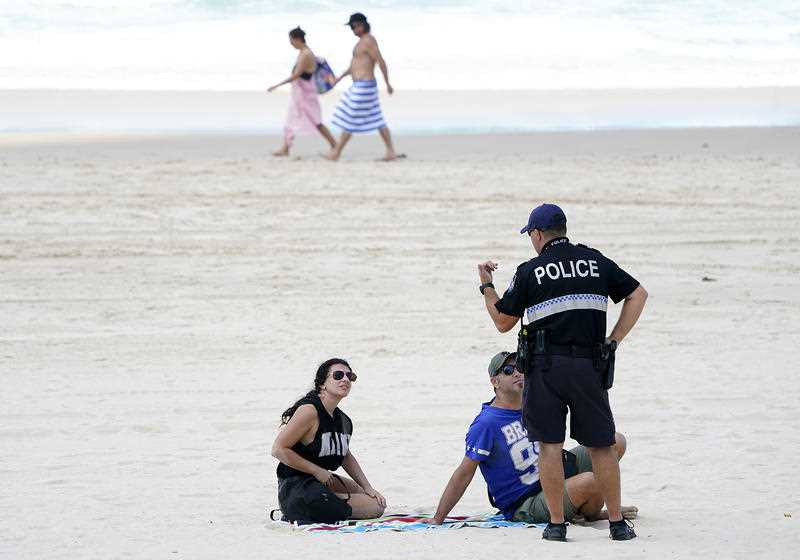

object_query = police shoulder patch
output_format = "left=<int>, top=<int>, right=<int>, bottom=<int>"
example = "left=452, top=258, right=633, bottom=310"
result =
left=507, top=272, right=517, bottom=293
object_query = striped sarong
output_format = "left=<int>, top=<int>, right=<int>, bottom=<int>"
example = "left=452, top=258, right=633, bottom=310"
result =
left=331, top=80, right=386, bottom=133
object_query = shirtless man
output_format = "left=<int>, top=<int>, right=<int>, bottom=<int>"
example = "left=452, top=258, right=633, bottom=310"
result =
left=327, top=13, right=401, bottom=161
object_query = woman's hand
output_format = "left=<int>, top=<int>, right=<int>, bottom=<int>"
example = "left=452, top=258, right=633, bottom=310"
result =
left=315, top=468, right=333, bottom=486
left=418, top=517, right=443, bottom=525
left=363, top=486, right=386, bottom=508
left=267, top=85, right=277, bottom=93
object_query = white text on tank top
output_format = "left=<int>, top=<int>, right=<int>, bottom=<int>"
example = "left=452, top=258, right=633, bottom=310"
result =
left=319, top=431, right=351, bottom=457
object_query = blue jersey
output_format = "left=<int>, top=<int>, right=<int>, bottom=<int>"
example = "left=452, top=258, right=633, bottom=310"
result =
left=465, top=402, right=541, bottom=518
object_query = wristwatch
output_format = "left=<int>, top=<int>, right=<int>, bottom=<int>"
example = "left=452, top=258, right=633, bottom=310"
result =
left=479, top=282, right=495, bottom=295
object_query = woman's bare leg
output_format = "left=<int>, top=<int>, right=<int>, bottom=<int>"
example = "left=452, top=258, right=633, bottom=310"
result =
left=317, top=124, right=336, bottom=149
left=327, top=474, right=366, bottom=495
left=272, top=140, right=290, bottom=157
left=329, top=474, right=385, bottom=519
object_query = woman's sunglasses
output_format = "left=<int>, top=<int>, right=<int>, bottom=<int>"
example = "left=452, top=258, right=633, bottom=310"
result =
left=331, top=370, right=357, bottom=382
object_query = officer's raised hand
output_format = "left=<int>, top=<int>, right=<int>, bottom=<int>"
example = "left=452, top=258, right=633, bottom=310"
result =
left=477, top=260, right=519, bottom=333
left=478, top=260, right=498, bottom=284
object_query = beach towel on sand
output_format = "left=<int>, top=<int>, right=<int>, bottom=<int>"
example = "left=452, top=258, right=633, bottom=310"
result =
left=269, top=512, right=545, bottom=533
left=331, top=79, right=386, bottom=133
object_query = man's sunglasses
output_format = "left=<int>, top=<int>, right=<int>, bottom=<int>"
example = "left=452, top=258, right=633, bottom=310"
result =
left=494, top=364, right=518, bottom=376
left=331, top=370, right=357, bottom=382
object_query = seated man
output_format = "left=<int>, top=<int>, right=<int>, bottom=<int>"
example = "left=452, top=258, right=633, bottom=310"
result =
left=425, top=351, right=635, bottom=526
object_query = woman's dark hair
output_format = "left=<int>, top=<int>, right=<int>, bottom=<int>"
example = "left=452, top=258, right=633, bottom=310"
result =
left=280, top=357, right=351, bottom=424
left=289, top=27, right=306, bottom=42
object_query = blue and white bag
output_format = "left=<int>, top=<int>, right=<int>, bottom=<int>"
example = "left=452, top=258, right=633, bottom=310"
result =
left=314, top=57, right=336, bottom=94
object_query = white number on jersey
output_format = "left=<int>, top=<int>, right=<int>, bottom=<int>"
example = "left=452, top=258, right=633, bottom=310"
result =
left=509, top=439, right=540, bottom=485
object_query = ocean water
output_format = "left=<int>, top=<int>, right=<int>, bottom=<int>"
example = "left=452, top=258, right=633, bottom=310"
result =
left=1, top=2, right=798, bottom=132
left=1, top=1, right=799, bottom=90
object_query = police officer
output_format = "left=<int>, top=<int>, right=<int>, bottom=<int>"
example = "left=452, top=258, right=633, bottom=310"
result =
left=477, top=203, right=647, bottom=542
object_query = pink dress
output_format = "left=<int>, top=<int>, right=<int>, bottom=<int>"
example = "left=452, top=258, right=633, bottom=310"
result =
left=283, top=76, right=322, bottom=146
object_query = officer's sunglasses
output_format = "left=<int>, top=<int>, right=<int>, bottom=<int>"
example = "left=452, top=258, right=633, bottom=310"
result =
left=494, top=364, right=518, bottom=376
left=331, top=370, right=358, bottom=382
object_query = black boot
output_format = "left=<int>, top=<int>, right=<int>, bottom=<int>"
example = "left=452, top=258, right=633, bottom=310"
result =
left=609, top=518, right=636, bottom=541
left=542, top=522, right=568, bottom=541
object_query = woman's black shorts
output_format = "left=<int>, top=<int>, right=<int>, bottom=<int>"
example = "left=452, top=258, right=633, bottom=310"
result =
left=277, top=475, right=352, bottom=525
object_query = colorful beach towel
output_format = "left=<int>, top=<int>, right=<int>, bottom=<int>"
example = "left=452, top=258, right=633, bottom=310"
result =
left=270, top=512, right=545, bottom=533
left=331, top=79, right=386, bottom=134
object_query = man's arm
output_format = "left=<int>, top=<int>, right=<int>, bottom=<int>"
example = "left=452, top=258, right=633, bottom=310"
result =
left=608, top=285, right=648, bottom=344
left=425, top=457, right=479, bottom=524
left=333, top=63, right=352, bottom=87
left=369, top=38, right=393, bottom=94
left=478, top=261, right=520, bottom=333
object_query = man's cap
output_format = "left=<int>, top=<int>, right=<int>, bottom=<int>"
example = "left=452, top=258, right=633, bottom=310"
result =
left=488, top=351, right=517, bottom=377
left=519, top=203, right=567, bottom=234
left=345, top=12, right=368, bottom=26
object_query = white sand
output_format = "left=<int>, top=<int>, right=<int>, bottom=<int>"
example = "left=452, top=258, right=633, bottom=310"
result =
left=1, top=128, right=799, bottom=558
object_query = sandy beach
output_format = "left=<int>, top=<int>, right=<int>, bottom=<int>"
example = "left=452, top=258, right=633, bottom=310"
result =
left=1, top=127, right=799, bottom=558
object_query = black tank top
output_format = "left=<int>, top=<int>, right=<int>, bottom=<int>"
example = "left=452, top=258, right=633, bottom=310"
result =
left=276, top=394, right=353, bottom=479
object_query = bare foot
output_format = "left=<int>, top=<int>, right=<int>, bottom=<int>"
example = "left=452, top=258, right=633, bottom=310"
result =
left=379, top=152, right=407, bottom=162
left=272, top=148, right=289, bottom=157
left=322, top=151, right=340, bottom=161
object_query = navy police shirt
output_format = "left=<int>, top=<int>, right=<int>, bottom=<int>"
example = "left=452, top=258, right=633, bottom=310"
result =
left=495, top=237, right=639, bottom=347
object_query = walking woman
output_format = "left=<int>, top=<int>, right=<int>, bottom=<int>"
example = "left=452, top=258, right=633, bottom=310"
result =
left=271, top=358, right=386, bottom=524
left=267, top=27, right=337, bottom=156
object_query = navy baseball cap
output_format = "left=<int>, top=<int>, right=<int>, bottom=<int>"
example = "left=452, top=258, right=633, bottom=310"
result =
left=345, top=12, right=368, bottom=25
left=519, top=203, right=567, bottom=234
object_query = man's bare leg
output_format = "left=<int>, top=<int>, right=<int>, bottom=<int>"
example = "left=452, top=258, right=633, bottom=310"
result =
left=539, top=442, right=566, bottom=523
left=377, top=127, right=398, bottom=161
left=613, top=432, right=627, bottom=460
left=588, top=446, right=623, bottom=522
left=563, top=472, right=604, bottom=520
left=324, top=132, right=352, bottom=161
left=317, top=124, right=336, bottom=149
left=570, top=432, right=635, bottom=521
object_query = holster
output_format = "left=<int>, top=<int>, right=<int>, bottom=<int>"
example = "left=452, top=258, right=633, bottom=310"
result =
left=533, top=329, right=551, bottom=371
left=517, top=326, right=529, bottom=374
left=593, top=340, right=617, bottom=390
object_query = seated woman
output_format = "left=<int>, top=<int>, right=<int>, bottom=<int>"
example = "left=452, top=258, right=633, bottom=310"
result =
left=271, top=358, right=386, bottom=524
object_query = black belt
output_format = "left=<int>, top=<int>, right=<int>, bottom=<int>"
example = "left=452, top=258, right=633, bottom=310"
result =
left=532, top=344, right=594, bottom=359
